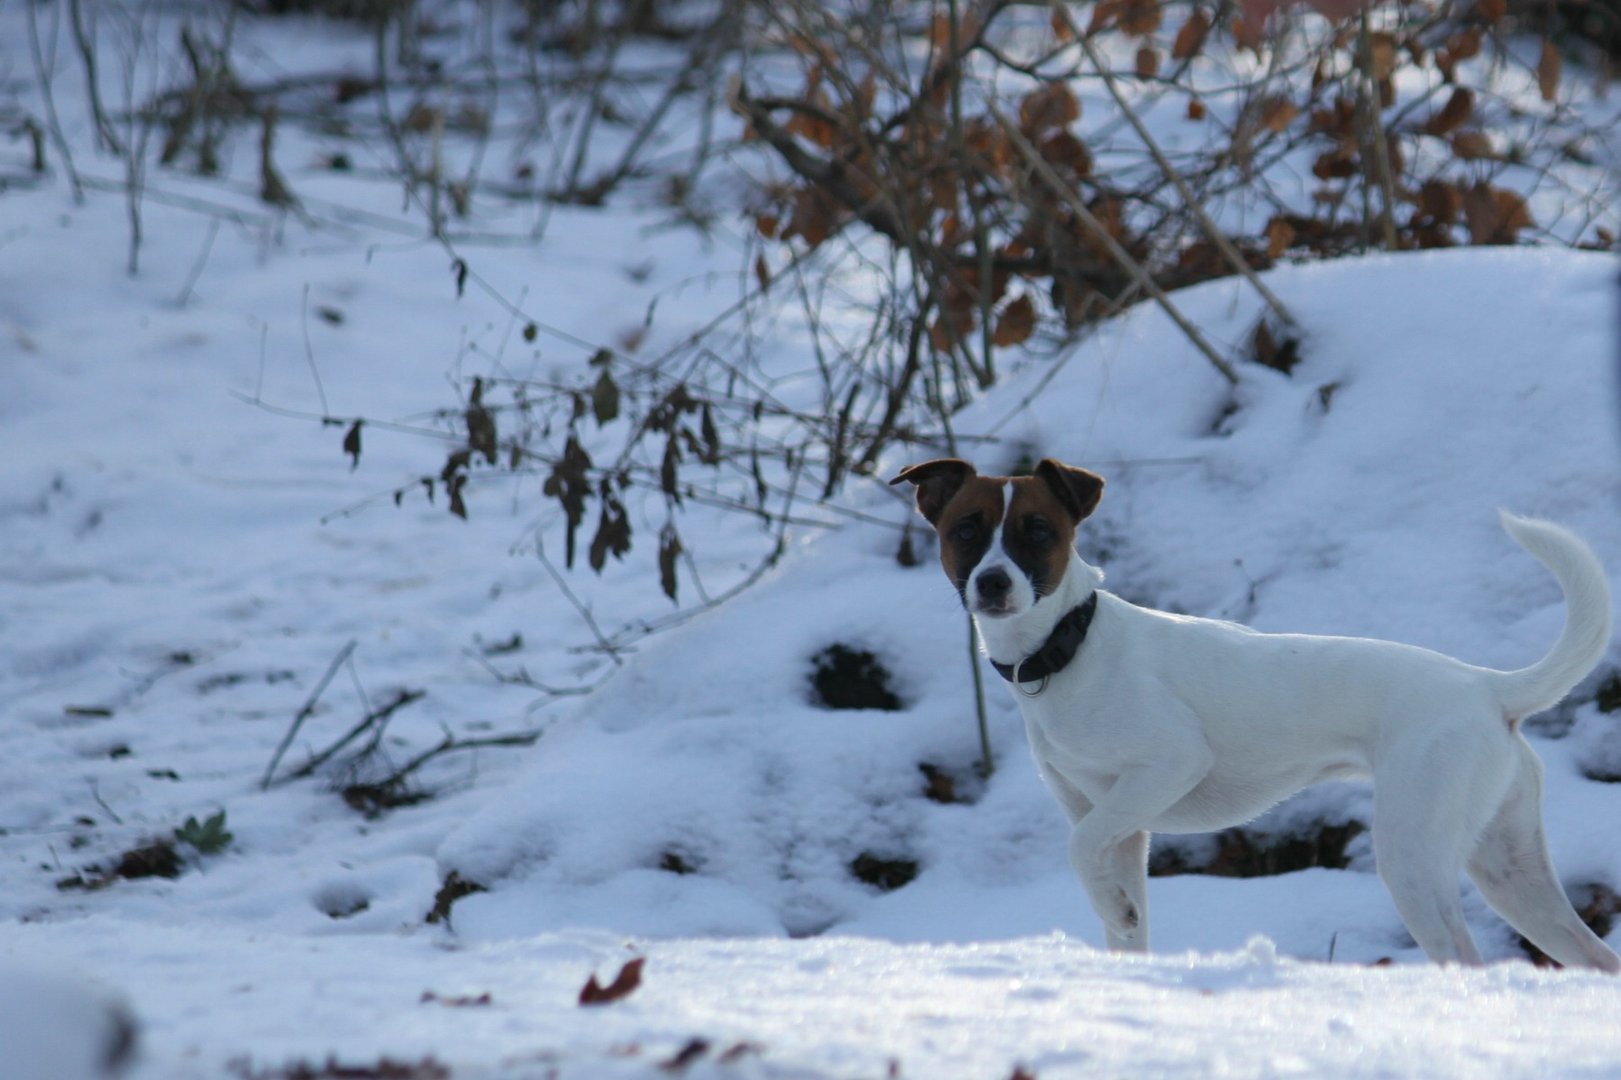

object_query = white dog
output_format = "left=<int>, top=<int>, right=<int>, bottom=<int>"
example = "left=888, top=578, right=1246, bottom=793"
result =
left=893, top=457, right=1620, bottom=970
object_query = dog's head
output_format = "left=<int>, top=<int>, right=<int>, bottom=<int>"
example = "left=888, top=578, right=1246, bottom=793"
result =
left=890, top=458, right=1104, bottom=619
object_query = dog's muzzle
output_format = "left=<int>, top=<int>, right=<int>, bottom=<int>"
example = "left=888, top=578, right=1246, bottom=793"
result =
left=973, top=567, right=1014, bottom=614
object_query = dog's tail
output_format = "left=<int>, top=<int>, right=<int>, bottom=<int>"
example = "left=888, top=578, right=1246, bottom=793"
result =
left=1490, top=511, right=1612, bottom=723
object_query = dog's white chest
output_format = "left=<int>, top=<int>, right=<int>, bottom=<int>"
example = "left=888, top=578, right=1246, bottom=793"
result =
left=1014, top=677, right=1139, bottom=791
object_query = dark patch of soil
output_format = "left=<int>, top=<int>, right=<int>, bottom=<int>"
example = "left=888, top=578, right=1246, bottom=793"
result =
left=810, top=644, right=902, bottom=711
left=851, top=852, right=919, bottom=891
left=1150, top=822, right=1365, bottom=878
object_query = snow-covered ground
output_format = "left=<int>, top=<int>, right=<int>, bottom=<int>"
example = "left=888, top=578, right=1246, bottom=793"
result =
left=5, top=5, right=1621, bottom=1078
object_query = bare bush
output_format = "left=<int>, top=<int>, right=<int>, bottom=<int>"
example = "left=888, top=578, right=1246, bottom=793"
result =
left=21, top=0, right=1618, bottom=654
left=364, top=0, right=1621, bottom=621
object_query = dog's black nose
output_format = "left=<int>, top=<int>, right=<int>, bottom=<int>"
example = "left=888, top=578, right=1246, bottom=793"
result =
left=976, top=567, right=1012, bottom=601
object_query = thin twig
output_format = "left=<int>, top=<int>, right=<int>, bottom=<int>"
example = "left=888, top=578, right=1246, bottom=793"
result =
left=591, top=536, right=790, bottom=655
left=25, top=0, right=84, bottom=202
left=1356, top=10, right=1400, bottom=251
left=535, top=540, right=626, bottom=664
left=300, top=284, right=332, bottom=417
left=559, top=26, right=629, bottom=198
left=967, top=615, right=994, bottom=778
left=988, top=103, right=1240, bottom=385
left=1054, top=1, right=1299, bottom=332
left=88, top=779, right=124, bottom=826
left=174, top=217, right=220, bottom=308
left=68, top=0, right=122, bottom=155
left=284, top=687, right=426, bottom=783
left=261, top=638, right=357, bottom=789
left=377, top=729, right=542, bottom=791
left=463, top=647, right=604, bottom=697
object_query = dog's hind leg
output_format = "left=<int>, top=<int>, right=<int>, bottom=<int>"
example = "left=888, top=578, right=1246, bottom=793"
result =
left=1373, top=732, right=1500, bottom=966
left=1466, top=740, right=1621, bottom=973
left=1376, top=828, right=1484, bottom=965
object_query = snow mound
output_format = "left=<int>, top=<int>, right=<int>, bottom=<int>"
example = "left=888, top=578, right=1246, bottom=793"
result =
left=441, top=248, right=1621, bottom=964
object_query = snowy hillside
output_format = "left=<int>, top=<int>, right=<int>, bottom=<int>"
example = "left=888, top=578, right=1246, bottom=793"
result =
left=5, top=3, right=1621, bottom=1078
left=439, top=248, right=1621, bottom=961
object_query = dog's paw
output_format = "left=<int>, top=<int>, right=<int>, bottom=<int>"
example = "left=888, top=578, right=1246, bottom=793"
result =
left=1099, top=887, right=1141, bottom=935
left=1114, top=894, right=1141, bottom=932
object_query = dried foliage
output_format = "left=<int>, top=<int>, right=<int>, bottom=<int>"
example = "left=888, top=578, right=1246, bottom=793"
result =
left=1150, top=819, right=1366, bottom=877
left=739, top=0, right=1616, bottom=370
left=361, top=0, right=1615, bottom=644
left=578, top=956, right=646, bottom=1006
left=24, top=0, right=1616, bottom=655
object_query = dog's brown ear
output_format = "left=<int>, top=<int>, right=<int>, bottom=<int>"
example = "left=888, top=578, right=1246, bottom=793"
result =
left=890, top=459, right=977, bottom=524
left=1034, top=459, right=1105, bottom=523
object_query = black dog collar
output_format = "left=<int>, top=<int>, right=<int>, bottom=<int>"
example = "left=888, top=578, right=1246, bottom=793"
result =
left=990, top=592, right=1099, bottom=685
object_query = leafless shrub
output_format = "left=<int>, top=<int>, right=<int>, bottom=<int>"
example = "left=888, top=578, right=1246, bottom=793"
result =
left=22, top=0, right=1618, bottom=674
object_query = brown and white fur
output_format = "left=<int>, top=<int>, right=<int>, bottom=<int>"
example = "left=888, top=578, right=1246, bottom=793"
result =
left=893, top=457, right=1620, bottom=971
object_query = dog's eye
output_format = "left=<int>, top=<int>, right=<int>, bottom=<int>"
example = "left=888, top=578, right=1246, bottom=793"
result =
left=951, top=520, right=979, bottom=543
left=1026, top=518, right=1053, bottom=543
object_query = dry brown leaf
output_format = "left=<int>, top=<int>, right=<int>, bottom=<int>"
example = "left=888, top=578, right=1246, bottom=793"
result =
left=1538, top=39, right=1561, bottom=103
left=855, top=72, right=877, bottom=117
left=1463, top=183, right=1535, bottom=245
left=1446, top=27, right=1483, bottom=64
left=1368, top=33, right=1398, bottom=82
left=1418, top=179, right=1462, bottom=225
left=1186, top=96, right=1207, bottom=121
left=1450, top=130, right=1495, bottom=160
left=579, top=957, right=645, bottom=1006
left=1088, top=0, right=1125, bottom=35
left=1119, top=0, right=1163, bottom=36
left=1258, top=95, right=1299, bottom=133
left=1423, top=88, right=1474, bottom=137
left=1264, top=217, right=1296, bottom=259
left=992, top=295, right=1037, bottom=348
left=1311, top=56, right=1331, bottom=92
left=1491, top=188, right=1534, bottom=235
left=1018, top=82, right=1080, bottom=134
left=929, top=10, right=982, bottom=49
left=788, top=33, right=826, bottom=60
left=1135, top=46, right=1161, bottom=79
left=1311, top=149, right=1356, bottom=179
left=1308, top=98, right=1356, bottom=139
left=1051, top=6, right=1074, bottom=41
left=1039, top=131, right=1093, bottom=176
left=1477, top=0, right=1506, bottom=22
left=1230, top=11, right=1266, bottom=54
left=1172, top=9, right=1212, bottom=59
left=403, top=104, right=441, bottom=134
left=754, top=253, right=771, bottom=290
left=785, top=99, right=839, bottom=149
left=784, top=186, right=840, bottom=248
left=658, top=525, right=683, bottom=601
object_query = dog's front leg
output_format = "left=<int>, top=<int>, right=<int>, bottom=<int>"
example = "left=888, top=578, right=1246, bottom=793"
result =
left=1067, top=752, right=1211, bottom=951
left=1090, top=830, right=1150, bottom=952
